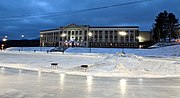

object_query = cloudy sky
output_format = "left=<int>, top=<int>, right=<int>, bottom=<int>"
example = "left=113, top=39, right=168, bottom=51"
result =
left=0, top=0, right=180, bottom=40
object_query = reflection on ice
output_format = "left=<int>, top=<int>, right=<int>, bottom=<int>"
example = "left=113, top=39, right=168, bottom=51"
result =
left=38, top=70, right=41, bottom=77
left=139, top=78, right=143, bottom=84
left=1, top=66, right=5, bottom=73
left=0, top=67, right=180, bottom=98
left=60, top=73, right=65, bottom=82
left=19, top=69, right=22, bottom=74
left=139, top=78, right=143, bottom=81
left=86, top=76, right=93, bottom=86
left=60, top=73, right=65, bottom=89
left=86, top=75, right=93, bottom=92
left=119, top=79, right=127, bottom=95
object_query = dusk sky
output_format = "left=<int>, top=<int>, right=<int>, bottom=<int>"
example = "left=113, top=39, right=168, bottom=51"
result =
left=0, top=0, right=180, bottom=40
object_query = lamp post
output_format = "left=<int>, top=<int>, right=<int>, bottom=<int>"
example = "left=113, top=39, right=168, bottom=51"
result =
left=1, top=44, right=4, bottom=50
left=88, top=32, right=92, bottom=53
left=137, top=36, right=143, bottom=42
left=119, top=31, right=127, bottom=54
left=2, top=37, right=7, bottom=50
left=40, top=35, right=43, bottom=51
left=21, top=34, right=24, bottom=51
left=61, top=33, right=66, bottom=53
left=137, top=36, right=143, bottom=48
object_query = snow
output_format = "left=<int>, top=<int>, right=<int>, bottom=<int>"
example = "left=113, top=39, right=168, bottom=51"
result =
left=89, top=53, right=180, bottom=77
left=6, top=47, right=53, bottom=52
left=1, top=45, right=180, bottom=78
left=66, top=45, right=180, bottom=57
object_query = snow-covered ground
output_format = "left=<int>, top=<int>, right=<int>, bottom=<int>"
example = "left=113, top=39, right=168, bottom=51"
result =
left=1, top=45, right=180, bottom=78
left=6, top=47, right=54, bottom=52
left=66, top=45, right=180, bottom=57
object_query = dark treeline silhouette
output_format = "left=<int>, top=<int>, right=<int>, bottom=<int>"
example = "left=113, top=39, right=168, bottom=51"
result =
left=0, top=40, right=40, bottom=48
left=152, top=10, right=179, bottom=43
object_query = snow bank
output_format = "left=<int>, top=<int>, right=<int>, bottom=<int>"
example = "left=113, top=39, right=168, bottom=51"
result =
left=88, top=53, right=180, bottom=77
left=1, top=45, right=180, bottom=78
left=6, top=47, right=53, bottom=52
left=66, top=45, right=180, bottom=57
left=6, top=45, right=180, bottom=57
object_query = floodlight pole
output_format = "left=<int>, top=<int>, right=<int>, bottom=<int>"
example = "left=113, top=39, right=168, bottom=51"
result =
left=21, top=35, right=24, bottom=51
left=119, top=31, right=127, bottom=54
left=40, top=35, right=43, bottom=51
left=88, top=32, right=92, bottom=53
left=61, top=34, right=66, bottom=54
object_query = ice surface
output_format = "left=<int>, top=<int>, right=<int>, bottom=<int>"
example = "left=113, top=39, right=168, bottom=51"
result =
left=1, top=69, right=180, bottom=98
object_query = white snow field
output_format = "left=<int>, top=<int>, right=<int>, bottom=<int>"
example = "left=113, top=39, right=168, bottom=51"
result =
left=1, top=45, right=180, bottom=78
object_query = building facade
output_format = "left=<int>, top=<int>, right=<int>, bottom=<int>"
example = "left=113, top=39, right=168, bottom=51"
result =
left=175, top=28, right=180, bottom=43
left=175, top=28, right=180, bottom=39
left=40, top=24, right=140, bottom=48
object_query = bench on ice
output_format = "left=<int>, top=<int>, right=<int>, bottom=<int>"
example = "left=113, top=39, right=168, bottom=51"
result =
left=51, top=63, right=58, bottom=70
left=80, top=65, right=89, bottom=72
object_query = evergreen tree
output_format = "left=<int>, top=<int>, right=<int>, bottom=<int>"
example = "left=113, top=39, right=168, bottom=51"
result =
left=152, top=10, right=179, bottom=42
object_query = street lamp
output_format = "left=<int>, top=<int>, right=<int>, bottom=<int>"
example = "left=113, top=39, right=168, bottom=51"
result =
left=119, top=31, right=127, bottom=54
left=137, top=36, right=143, bottom=42
left=1, top=44, right=4, bottom=50
left=2, top=38, right=7, bottom=42
left=40, top=35, right=43, bottom=51
left=61, top=33, right=66, bottom=53
left=61, top=33, right=66, bottom=37
left=2, top=36, right=7, bottom=50
left=88, top=32, right=92, bottom=53
left=21, top=34, right=24, bottom=51
left=137, top=36, right=143, bottom=48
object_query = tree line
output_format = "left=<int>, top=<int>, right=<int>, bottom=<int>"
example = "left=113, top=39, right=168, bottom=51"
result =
left=152, top=10, right=179, bottom=43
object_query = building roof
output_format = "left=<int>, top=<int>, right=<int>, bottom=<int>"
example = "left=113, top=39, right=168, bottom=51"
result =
left=90, top=26, right=139, bottom=28
left=40, top=24, right=139, bottom=32
left=139, top=31, right=151, bottom=33
left=60, top=24, right=89, bottom=29
left=40, top=28, right=59, bottom=32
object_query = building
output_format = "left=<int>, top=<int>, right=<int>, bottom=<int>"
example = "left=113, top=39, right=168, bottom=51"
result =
left=139, top=31, right=151, bottom=42
left=175, top=28, right=180, bottom=38
left=138, top=31, right=153, bottom=48
left=175, top=28, right=180, bottom=43
left=40, top=24, right=146, bottom=48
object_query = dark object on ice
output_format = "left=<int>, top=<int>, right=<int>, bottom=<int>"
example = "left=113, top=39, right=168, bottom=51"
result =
left=81, top=65, right=88, bottom=68
left=51, top=63, right=58, bottom=69
left=80, top=65, right=89, bottom=72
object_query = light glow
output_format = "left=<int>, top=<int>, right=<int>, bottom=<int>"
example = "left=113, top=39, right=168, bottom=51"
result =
left=119, top=79, right=127, bottom=95
left=61, top=33, right=66, bottom=37
left=119, top=31, right=127, bottom=36
left=2, top=38, right=7, bottom=42
left=38, top=70, right=41, bottom=77
left=86, top=75, right=93, bottom=92
left=60, top=73, right=65, bottom=81
left=87, top=75, right=93, bottom=86
left=88, top=32, right=92, bottom=37
left=60, top=73, right=65, bottom=89
left=137, top=36, right=144, bottom=42
left=19, top=69, right=22, bottom=74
